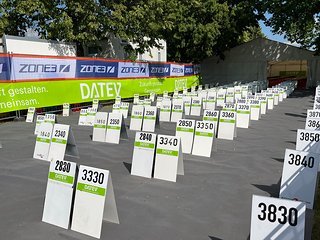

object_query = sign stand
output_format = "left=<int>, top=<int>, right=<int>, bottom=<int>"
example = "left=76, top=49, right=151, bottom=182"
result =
left=249, top=100, right=261, bottom=120
left=183, top=96, right=191, bottom=115
left=44, top=113, right=56, bottom=124
left=236, top=104, right=250, bottom=128
left=93, top=112, right=108, bottom=142
left=33, top=122, right=54, bottom=161
left=142, top=106, right=159, bottom=132
left=34, top=115, right=45, bottom=135
left=120, top=102, right=129, bottom=118
left=78, top=109, right=88, bottom=126
left=130, top=105, right=144, bottom=131
left=192, top=121, right=215, bottom=157
left=217, top=110, right=236, bottom=140
left=131, top=132, right=157, bottom=178
left=203, top=110, right=220, bottom=137
left=47, top=124, right=79, bottom=162
left=42, top=159, right=77, bottom=229
left=154, top=135, right=184, bottom=182
left=190, top=97, right=202, bottom=116
left=86, top=108, right=97, bottom=126
left=63, top=103, right=70, bottom=117
left=71, top=165, right=119, bottom=239
left=296, top=129, right=320, bottom=155
left=160, top=99, right=172, bottom=121
left=175, top=119, right=195, bottom=154
left=171, top=99, right=184, bottom=122
left=26, top=107, right=36, bottom=123
left=280, top=149, right=319, bottom=209
left=106, top=113, right=128, bottom=144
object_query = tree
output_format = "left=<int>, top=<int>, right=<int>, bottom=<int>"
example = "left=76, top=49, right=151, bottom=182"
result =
left=263, top=0, right=320, bottom=54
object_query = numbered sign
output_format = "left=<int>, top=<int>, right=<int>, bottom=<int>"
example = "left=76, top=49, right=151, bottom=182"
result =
left=78, top=109, right=88, bottom=126
left=192, top=121, right=215, bottom=157
left=266, top=93, right=274, bottom=110
left=203, top=110, right=219, bottom=136
left=183, top=96, right=191, bottom=115
left=273, top=90, right=279, bottom=105
left=120, top=102, right=129, bottom=118
left=305, top=110, right=320, bottom=130
left=44, top=113, right=56, bottom=124
left=250, top=195, right=306, bottom=240
left=176, top=119, right=195, bottom=154
left=205, top=91, right=216, bottom=110
left=42, top=159, right=76, bottom=229
left=218, top=110, right=236, bottom=140
left=296, top=129, right=320, bottom=154
left=26, top=107, right=36, bottom=123
left=33, top=122, right=54, bottom=161
left=47, top=124, right=79, bottom=161
left=154, top=135, right=184, bottom=182
left=93, top=112, right=108, bottom=142
left=112, top=103, right=121, bottom=114
left=236, top=104, right=250, bottom=128
left=34, top=115, right=45, bottom=135
left=106, top=113, right=127, bottom=144
left=258, top=96, right=267, bottom=115
left=216, top=92, right=225, bottom=107
left=225, top=88, right=234, bottom=103
left=249, top=99, right=261, bottom=120
left=143, top=98, right=152, bottom=106
left=131, top=132, right=157, bottom=178
left=130, top=105, right=144, bottom=131
left=234, top=86, right=242, bottom=100
left=156, top=96, right=163, bottom=108
left=71, top=166, right=119, bottom=239
left=133, top=94, right=139, bottom=105
left=63, top=103, right=70, bottom=117
left=198, top=90, right=208, bottom=109
left=163, top=91, right=169, bottom=98
left=280, top=149, right=319, bottom=209
left=160, top=99, right=172, bottom=122
left=115, top=96, right=121, bottom=105
left=86, top=108, right=97, bottom=126
left=171, top=99, right=184, bottom=122
left=313, top=102, right=320, bottom=110
left=241, top=86, right=248, bottom=98
left=190, top=97, right=202, bottom=116
left=92, top=99, right=99, bottom=109
left=222, top=103, right=236, bottom=112
left=142, top=106, right=158, bottom=132
left=150, top=92, right=155, bottom=102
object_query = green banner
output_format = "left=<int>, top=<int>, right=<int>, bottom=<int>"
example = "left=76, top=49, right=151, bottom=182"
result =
left=0, top=76, right=199, bottom=113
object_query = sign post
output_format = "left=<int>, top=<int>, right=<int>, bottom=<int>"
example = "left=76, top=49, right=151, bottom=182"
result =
left=175, top=119, right=195, bottom=154
left=130, top=105, right=144, bottom=131
left=106, top=113, right=128, bottom=144
left=93, top=112, right=108, bottom=142
left=218, top=110, right=236, bottom=140
left=236, top=103, right=250, bottom=128
left=33, top=122, right=54, bottom=161
left=192, top=121, right=215, bottom=157
left=142, top=106, right=158, bottom=132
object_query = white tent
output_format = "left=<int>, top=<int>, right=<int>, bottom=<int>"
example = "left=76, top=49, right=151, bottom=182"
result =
left=201, top=38, right=320, bottom=88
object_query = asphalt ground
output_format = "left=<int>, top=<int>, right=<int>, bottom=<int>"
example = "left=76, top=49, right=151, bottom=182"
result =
left=0, top=89, right=316, bottom=240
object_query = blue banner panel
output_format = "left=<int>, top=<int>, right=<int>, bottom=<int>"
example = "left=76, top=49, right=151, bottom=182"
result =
left=0, top=57, right=11, bottom=80
left=184, top=65, right=194, bottom=76
left=148, top=63, right=170, bottom=77
left=76, top=59, right=118, bottom=78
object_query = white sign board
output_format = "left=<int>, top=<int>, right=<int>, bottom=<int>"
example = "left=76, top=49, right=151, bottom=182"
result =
left=249, top=99, right=261, bottom=120
left=280, top=149, right=319, bottom=209
left=205, top=91, right=216, bottom=110
left=93, top=112, right=108, bottom=142
left=216, top=92, right=225, bottom=107
left=120, top=102, right=129, bottom=118
left=154, top=135, right=184, bottom=182
left=296, top=129, right=320, bottom=154
left=142, top=106, right=158, bottom=132
left=218, top=111, right=236, bottom=140
left=131, top=132, right=157, bottom=178
left=257, top=96, right=267, bottom=115
left=112, top=103, right=121, bottom=114
left=34, top=115, right=45, bottom=135
left=266, top=93, right=274, bottom=110
left=190, top=97, right=202, bottom=116
left=250, top=195, right=306, bottom=240
left=130, top=105, right=144, bottom=131
left=160, top=99, right=172, bottom=122
left=44, top=113, right=56, bottom=124
left=192, top=121, right=215, bottom=157
left=176, top=119, right=195, bottom=154
left=47, top=124, right=79, bottom=161
left=92, top=99, right=99, bottom=109
left=86, top=108, right=97, bottom=126
left=183, top=96, right=191, bottom=115
left=42, top=159, right=76, bottom=229
left=106, top=113, right=127, bottom=144
left=236, top=104, right=250, bottom=128
left=26, top=107, right=35, bottom=123
left=203, top=110, right=219, bottom=136
left=305, top=110, right=320, bottom=130
left=171, top=99, right=184, bottom=122
left=78, top=109, right=88, bottom=126
left=63, top=103, right=70, bottom=117
left=33, top=122, right=54, bottom=161
left=71, top=165, right=119, bottom=239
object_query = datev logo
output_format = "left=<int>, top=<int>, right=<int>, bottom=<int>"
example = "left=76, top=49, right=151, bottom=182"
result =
left=19, top=64, right=70, bottom=73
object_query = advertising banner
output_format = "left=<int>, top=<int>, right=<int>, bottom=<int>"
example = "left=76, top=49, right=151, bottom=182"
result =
left=170, top=64, right=184, bottom=77
left=184, top=65, right=194, bottom=76
left=76, top=59, right=118, bottom=78
left=118, top=61, right=149, bottom=78
left=0, top=75, right=199, bottom=113
left=0, top=56, right=10, bottom=80
left=10, top=56, right=76, bottom=80
left=148, top=63, right=170, bottom=77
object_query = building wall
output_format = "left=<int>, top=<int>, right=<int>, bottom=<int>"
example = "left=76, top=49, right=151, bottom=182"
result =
left=3, top=35, right=76, bottom=56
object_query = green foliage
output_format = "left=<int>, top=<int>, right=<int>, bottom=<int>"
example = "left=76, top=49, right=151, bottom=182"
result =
left=0, top=0, right=265, bottom=62
left=263, top=0, right=320, bottom=54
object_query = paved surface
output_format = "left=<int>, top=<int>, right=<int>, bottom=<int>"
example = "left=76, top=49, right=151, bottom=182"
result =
left=0, top=89, right=315, bottom=240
